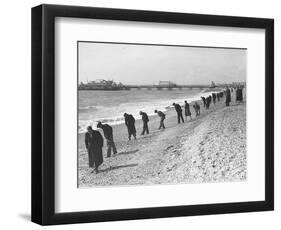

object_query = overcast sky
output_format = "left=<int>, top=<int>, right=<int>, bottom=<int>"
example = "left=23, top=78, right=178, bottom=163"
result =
left=78, top=42, right=246, bottom=85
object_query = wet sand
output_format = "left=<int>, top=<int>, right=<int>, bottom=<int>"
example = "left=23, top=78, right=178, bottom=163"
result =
left=78, top=94, right=246, bottom=187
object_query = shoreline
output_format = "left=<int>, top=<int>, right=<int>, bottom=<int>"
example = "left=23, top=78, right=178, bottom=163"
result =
left=78, top=88, right=225, bottom=133
left=78, top=90, right=246, bottom=187
left=78, top=97, right=203, bottom=151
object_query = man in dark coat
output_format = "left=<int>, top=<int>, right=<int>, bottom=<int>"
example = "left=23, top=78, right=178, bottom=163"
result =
left=212, top=93, right=216, bottom=104
left=239, top=87, right=243, bottom=102
left=173, top=102, right=184, bottom=124
left=154, top=110, right=166, bottom=129
left=236, top=86, right=243, bottom=102
left=217, top=93, right=220, bottom=102
left=184, top=100, right=192, bottom=120
left=97, top=122, right=117, bottom=158
left=225, top=87, right=231, bottom=106
left=85, top=126, right=104, bottom=173
left=124, top=113, right=137, bottom=140
left=206, top=95, right=211, bottom=109
left=236, top=87, right=239, bottom=101
left=201, top=97, right=206, bottom=107
left=193, top=102, right=200, bottom=117
left=139, top=111, right=149, bottom=135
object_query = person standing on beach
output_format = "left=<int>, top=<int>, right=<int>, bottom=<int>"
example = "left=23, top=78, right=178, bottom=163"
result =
left=239, top=86, right=243, bottom=102
left=236, top=86, right=243, bottom=102
left=154, top=110, right=166, bottom=129
left=217, top=93, right=220, bottom=102
left=193, top=102, right=201, bottom=117
left=206, top=96, right=211, bottom=109
left=225, top=87, right=231, bottom=106
left=201, top=97, right=206, bottom=107
left=85, top=126, right=104, bottom=174
left=123, top=113, right=137, bottom=140
left=212, top=93, right=216, bottom=104
left=139, top=111, right=149, bottom=135
left=97, top=122, right=117, bottom=158
left=184, top=101, right=192, bottom=121
left=173, top=102, right=184, bottom=124
left=235, top=87, right=239, bottom=101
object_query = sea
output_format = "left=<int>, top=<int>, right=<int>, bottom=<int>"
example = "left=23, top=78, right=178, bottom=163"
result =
left=78, top=88, right=217, bottom=133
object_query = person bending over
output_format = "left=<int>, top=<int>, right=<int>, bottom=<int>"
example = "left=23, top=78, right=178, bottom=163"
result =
left=184, top=101, right=192, bottom=121
left=139, top=111, right=149, bottom=135
left=123, top=113, right=137, bottom=140
left=85, top=126, right=104, bottom=173
left=154, top=110, right=166, bottom=129
left=97, top=122, right=117, bottom=158
left=172, top=102, right=184, bottom=124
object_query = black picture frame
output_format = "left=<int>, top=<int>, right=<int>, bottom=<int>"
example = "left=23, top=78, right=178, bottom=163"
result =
left=31, top=4, right=274, bottom=225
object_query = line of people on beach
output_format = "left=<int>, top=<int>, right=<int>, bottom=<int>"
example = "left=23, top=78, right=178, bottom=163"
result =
left=84, top=86, right=244, bottom=173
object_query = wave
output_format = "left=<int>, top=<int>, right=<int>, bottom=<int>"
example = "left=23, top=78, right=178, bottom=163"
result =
left=78, top=89, right=223, bottom=133
left=79, top=105, right=103, bottom=111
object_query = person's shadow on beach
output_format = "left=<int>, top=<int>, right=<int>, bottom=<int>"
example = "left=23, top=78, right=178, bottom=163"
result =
left=99, top=163, right=138, bottom=173
left=118, top=149, right=139, bottom=155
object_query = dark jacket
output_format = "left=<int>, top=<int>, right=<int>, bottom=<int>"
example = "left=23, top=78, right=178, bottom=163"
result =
left=125, top=114, right=136, bottom=133
left=100, top=124, right=113, bottom=141
left=141, top=112, right=149, bottom=123
left=185, top=103, right=191, bottom=116
left=226, top=88, right=231, bottom=103
left=157, top=111, right=166, bottom=119
left=85, top=130, right=104, bottom=168
left=125, top=114, right=135, bottom=126
left=174, top=104, right=182, bottom=113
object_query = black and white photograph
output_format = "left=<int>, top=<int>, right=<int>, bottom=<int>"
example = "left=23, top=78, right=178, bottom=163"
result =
left=29, top=3, right=274, bottom=226
left=78, top=42, right=247, bottom=187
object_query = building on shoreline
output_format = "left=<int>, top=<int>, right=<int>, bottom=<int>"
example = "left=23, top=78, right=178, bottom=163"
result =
left=78, top=79, right=128, bottom=90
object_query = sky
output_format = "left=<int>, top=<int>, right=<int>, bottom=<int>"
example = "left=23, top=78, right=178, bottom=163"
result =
left=78, top=42, right=246, bottom=85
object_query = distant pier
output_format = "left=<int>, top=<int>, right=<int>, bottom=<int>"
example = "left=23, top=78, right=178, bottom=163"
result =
left=123, top=84, right=233, bottom=90
left=78, top=79, right=246, bottom=91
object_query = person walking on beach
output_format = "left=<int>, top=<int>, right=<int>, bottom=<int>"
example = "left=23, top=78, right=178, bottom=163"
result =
left=184, top=101, right=192, bottom=121
left=239, top=86, right=243, bottom=102
left=235, top=87, right=239, bottom=101
left=193, top=102, right=201, bottom=117
left=206, top=96, right=211, bottom=109
left=139, top=111, right=149, bottom=135
left=212, top=93, right=216, bottom=104
left=97, top=122, right=117, bottom=158
left=123, top=113, right=137, bottom=140
left=201, top=97, right=206, bottom=107
left=85, top=126, right=104, bottom=174
left=225, top=87, right=231, bottom=106
left=154, top=110, right=166, bottom=129
left=173, top=102, right=184, bottom=124
left=236, top=86, right=243, bottom=102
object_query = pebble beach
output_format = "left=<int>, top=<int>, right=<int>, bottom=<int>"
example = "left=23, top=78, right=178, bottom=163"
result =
left=78, top=93, right=246, bottom=187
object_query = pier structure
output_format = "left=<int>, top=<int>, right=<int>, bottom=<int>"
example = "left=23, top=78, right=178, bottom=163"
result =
left=124, top=81, right=245, bottom=90
left=126, top=84, right=209, bottom=90
left=78, top=79, right=246, bottom=91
